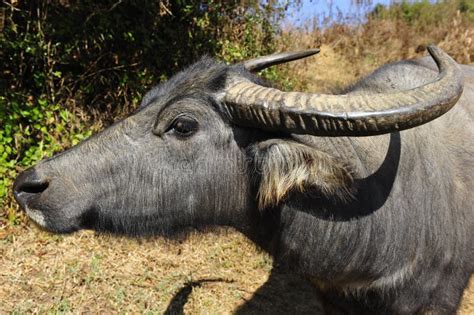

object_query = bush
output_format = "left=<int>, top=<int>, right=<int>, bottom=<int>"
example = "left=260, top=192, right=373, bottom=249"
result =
left=0, top=1, right=290, bottom=225
left=371, top=0, right=474, bottom=26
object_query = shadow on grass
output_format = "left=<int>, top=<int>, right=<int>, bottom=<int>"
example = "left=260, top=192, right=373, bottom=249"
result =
left=164, top=267, right=324, bottom=314
left=164, top=278, right=235, bottom=315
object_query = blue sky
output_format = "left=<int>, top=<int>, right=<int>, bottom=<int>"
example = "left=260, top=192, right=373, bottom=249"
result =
left=286, top=0, right=394, bottom=26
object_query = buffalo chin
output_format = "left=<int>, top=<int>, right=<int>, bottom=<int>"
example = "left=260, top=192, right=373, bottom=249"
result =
left=22, top=205, right=84, bottom=234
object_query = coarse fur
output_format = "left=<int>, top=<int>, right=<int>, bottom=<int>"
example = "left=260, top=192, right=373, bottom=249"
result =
left=14, top=54, right=474, bottom=314
left=251, top=139, right=355, bottom=209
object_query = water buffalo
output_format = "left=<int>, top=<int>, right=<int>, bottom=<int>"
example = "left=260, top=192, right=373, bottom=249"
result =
left=14, top=45, right=473, bottom=314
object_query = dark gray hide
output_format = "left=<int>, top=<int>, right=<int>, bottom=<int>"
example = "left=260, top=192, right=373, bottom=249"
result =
left=14, top=52, right=474, bottom=314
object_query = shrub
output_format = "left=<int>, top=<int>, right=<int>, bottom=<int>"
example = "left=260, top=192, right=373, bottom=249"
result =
left=0, top=0, right=290, bottom=225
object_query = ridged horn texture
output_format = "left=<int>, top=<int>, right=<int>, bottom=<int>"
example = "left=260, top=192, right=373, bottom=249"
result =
left=225, top=45, right=463, bottom=137
left=242, top=48, right=320, bottom=72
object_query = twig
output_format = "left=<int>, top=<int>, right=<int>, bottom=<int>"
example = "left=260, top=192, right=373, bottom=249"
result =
left=78, top=62, right=139, bottom=81
left=2, top=1, right=20, bottom=11
left=85, top=0, right=123, bottom=25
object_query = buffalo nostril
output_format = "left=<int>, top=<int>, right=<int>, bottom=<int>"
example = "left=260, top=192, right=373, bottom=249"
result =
left=17, top=181, right=49, bottom=194
left=13, top=168, right=49, bottom=203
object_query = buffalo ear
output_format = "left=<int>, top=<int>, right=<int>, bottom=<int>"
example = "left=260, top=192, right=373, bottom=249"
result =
left=250, top=139, right=354, bottom=209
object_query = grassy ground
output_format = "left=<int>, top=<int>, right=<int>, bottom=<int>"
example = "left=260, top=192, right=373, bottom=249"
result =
left=0, top=225, right=324, bottom=314
left=0, top=225, right=472, bottom=313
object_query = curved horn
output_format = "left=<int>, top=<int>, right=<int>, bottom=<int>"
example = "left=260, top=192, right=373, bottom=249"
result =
left=225, top=45, right=463, bottom=137
left=243, top=48, right=320, bottom=72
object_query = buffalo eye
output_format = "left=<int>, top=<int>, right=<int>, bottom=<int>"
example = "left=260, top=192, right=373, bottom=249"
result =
left=167, top=115, right=198, bottom=137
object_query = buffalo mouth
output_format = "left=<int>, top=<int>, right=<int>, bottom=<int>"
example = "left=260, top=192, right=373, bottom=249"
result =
left=13, top=171, right=87, bottom=234
left=13, top=167, right=95, bottom=233
left=17, top=202, right=84, bottom=234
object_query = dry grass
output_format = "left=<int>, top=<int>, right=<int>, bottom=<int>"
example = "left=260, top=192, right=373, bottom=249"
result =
left=0, top=223, right=472, bottom=314
left=277, top=4, right=473, bottom=93
left=0, top=225, right=323, bottom=314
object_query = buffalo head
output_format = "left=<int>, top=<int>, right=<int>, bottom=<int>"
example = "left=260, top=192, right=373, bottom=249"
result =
left=13, top=46, right=463, bottom=238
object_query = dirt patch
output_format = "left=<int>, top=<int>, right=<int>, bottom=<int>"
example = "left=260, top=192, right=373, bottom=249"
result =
left=286, top=44, right=361, bottom=93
